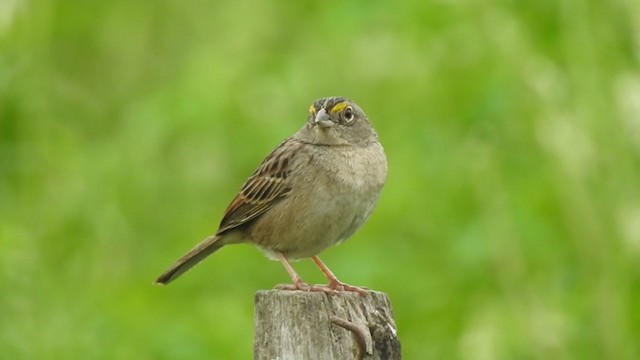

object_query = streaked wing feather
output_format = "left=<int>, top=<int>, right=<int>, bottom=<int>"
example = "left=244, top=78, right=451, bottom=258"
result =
left=217, top=139, right=299, bottom=234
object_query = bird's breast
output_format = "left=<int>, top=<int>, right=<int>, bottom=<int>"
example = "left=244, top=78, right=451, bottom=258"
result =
left=249, top=141, right=387, bottom=259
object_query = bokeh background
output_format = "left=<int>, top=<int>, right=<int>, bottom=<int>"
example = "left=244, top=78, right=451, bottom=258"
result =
left=2, top=0, right=640, bottom=358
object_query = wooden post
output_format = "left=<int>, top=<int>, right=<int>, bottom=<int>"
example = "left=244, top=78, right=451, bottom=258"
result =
left=254, top=290, right=401, bottom=360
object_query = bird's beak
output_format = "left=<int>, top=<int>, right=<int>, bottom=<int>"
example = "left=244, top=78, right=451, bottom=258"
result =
left=313, top=108, right=334, bottom=128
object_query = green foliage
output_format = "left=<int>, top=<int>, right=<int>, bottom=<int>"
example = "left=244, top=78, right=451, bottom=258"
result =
left=1, top=0, right=639, bottom=358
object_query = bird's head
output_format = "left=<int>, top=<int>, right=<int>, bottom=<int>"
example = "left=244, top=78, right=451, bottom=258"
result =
left=299, top=96, right=377, bottom=146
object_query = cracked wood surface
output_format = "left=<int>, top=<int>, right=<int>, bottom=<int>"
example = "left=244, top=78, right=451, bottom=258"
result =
left=254, top=290, right=401, bottom=360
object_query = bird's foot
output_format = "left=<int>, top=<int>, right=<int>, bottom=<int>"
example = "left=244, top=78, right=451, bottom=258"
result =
left=275, top=279, right=369, bottom=296
left=275, top=280, right=338, bottom=294
left=327, top=280, right=369, bottom=296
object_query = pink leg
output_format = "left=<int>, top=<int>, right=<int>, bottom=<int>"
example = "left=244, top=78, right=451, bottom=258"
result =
left=275, top=252, right=334, bottom=293
left=312, top=256, right=368, bottom=296
left=277, top=252, right=305, bottom=285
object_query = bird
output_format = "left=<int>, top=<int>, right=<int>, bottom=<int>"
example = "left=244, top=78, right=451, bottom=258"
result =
left=155, top=96, right=387, bottom=294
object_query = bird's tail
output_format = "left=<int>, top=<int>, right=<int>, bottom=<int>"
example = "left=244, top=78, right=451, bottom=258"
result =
left=155, top=235, right=224, bottom=285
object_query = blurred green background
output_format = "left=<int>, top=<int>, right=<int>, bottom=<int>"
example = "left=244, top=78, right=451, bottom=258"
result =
left=1, top=0, right=640, bottom=358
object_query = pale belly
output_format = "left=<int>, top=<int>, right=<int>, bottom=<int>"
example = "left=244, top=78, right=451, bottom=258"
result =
left=252, top=186, right=381, bottom=260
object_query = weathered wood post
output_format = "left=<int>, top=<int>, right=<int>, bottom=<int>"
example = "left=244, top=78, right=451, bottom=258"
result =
left=254, top=290, right=401, bottom=359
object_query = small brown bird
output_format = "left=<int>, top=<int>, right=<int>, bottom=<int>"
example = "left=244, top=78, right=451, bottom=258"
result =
left=155, top=97, right=387, bottom=293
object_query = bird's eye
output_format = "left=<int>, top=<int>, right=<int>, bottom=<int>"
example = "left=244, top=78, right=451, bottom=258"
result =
left=342, top=106, right=354, bottom=124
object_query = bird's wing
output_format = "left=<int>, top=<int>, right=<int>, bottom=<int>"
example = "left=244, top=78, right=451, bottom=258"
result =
left=216, top=138, right=302, bottom=234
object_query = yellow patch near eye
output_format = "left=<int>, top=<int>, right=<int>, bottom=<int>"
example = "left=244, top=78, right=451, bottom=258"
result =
left=309, top=104, right=317, bottom=115
left=329, top=102, right=349, bottom=114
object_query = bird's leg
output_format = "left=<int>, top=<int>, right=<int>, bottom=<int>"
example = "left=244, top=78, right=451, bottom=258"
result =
left=274, top=252, right=310, bottom=290
left=311, top=256, right=369, bottom=296
left=274, top=252, right=339, bottom=294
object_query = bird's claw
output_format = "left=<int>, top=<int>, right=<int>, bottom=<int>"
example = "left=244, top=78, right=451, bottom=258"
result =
left=275, top=281, right=337, bottom=294
left=327, top=280, right=369, bottom=296
left=275, top=280, right=368, bottom=296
